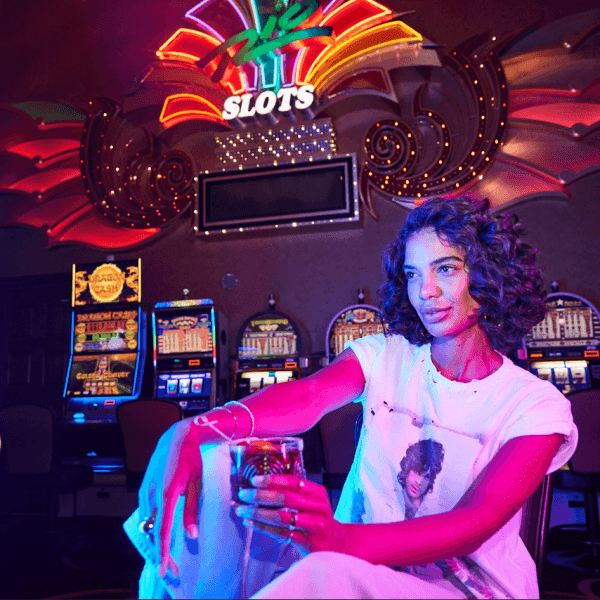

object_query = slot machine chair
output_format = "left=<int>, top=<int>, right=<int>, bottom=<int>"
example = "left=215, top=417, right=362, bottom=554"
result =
left=0, top=404, right=93, bottom=524
left=319, top=407, right=553, bottom=585
left=317, top=402, right=362, bottom=496
left=550, top=388, right=600, bottom=573
left=117, top=399, right=183, bottom=490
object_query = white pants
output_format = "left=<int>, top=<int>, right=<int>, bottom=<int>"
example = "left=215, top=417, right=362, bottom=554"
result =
left=125, top=441, right=464, bottom=599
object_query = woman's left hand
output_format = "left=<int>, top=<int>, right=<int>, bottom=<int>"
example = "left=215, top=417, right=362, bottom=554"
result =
left=234, top=475, right=349, bottom=555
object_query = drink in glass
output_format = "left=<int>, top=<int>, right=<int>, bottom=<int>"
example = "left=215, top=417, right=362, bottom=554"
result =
left=230, top=437, right=305, bottom=502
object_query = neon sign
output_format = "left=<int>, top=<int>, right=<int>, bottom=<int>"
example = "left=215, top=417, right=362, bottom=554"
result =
left=196, top=0, right=333, bottom=89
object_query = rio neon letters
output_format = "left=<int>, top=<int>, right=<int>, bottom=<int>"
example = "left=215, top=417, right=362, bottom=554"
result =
left=196, top=0, right=332, bottom=83
left=222, top=85, right=315, bottom=120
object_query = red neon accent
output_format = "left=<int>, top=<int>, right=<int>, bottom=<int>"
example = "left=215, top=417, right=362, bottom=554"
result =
left=476, top=162, right=559, bottom=209
left=328, top=69, right=389, bottom=95
left=160, top=94, right=226, bottom=128
left=37, top=121, right=85, bottom=131
left=50, top=210, right=160, bottom=248
left=494, top=156, right=563, bottom=185
left=584, top=350, right=599, bottom=357
left=156, top=28, right=245, bottom=95
left=6, top=168, right=80, bottom=194
left=104, top=400, right=116, bottom=405
left=14, top=194, right=90, bottom=231
left=509, top=102, right=600, bottom=129
left=5, top=138, right=80, bottom=161
left=510, top=88, right=583, bottom=99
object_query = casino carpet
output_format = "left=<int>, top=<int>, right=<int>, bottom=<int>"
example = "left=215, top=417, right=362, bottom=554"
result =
left=0, top=514, right=598, bottom=599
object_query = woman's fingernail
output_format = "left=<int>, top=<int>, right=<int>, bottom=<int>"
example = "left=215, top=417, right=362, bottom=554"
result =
left=187, top=524, right=199, bottom=539
left=238, top=488, right=251, bottom=501
left=235, top=505, right=249, bottom=518
left=251, top=475, right=268, bottom=486
left=158, top=564, right=166, bottom=578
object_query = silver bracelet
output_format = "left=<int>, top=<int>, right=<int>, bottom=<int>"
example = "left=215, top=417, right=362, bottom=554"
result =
left=225, top=401, right=255, bottom=438
left=193, top=406, right=237, bottom=442
left=193, top=413, right=231, bottom=442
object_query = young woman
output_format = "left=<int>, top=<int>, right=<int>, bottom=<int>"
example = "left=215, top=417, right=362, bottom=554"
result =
left=128, top=197, right=577, bottom=599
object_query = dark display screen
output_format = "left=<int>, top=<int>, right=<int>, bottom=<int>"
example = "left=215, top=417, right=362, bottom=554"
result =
left=65, top=353, right=138, bottom=397
left=156, top=311, right=214, bottom=356
left=205, top=164, right=347, bottom=222
left=197, top=156, right=357, bottom=231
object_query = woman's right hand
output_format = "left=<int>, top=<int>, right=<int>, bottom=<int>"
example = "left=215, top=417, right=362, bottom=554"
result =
left=138, top=417, right=205, bottom=578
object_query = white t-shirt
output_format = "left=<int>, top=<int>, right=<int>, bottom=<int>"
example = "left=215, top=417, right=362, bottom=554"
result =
left=335, top=334, right=578, bottom=599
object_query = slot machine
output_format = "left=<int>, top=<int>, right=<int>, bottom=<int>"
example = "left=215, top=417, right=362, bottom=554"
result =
left=153, top=298, right=228, bottom=414
left=232, top=296, right=307, bottom=400
left=522, top=291, right=600, bottom=394
left=323, top=290, right=386, bottom=366
left=64, top=260, right=146, bottom=423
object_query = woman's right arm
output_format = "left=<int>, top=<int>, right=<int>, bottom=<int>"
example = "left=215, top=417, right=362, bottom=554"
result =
left=149, top=347, right=366, bottom=577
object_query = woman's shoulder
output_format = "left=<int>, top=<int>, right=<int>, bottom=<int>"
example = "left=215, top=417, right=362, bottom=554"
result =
left=346, top=333, right=425, bottom=365
left=499, top=358, right=568, bottom=405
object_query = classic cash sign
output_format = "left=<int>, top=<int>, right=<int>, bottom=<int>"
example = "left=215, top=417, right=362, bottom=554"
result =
left=222, top=84, right=315, bottom=119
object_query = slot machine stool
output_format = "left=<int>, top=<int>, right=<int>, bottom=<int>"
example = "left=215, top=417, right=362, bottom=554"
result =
left=548, top=389, right=600, bottom=574
left=0, top=404, right=94, bottom=524
left=117, top=399, right=183, bottom=490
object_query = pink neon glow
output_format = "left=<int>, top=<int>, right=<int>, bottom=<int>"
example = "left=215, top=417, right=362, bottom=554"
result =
left=185, top=0, right=226, bottom=42
left=495, top=155, right=563, bottom=186
left=509, top=103, right=600, bottom=129
left=6, top=169, right=80, bottom=194
left=479, top=160, right=560, bottom=208
left=50, top=211, right=160, bottom=247
left=5, top=139, right=80, bottom=160
left=36, top=121, right=85, bottom=131
left=501, top=137, right=600, bottom=175
left=509, top=80, right=600, bottom=103
left=190, top=0, right=250, bottom=31
left=322, top=0, right=346, bottom=15
left=15, top=194, right=91, bottom=230
left=510, top=88, right=582, bottom=99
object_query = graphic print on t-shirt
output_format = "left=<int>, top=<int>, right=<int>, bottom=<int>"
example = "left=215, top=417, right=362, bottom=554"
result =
left=393, top=435, right=501, bottom=598
left=396, top=439, right=445, bottom=520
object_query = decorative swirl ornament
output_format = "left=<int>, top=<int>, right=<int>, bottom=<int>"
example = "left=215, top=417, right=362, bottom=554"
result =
left=81, top=100, right=195, bottom=228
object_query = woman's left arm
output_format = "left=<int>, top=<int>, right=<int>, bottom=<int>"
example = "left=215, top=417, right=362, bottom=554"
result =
left=240, top=433, right=563, bottom=566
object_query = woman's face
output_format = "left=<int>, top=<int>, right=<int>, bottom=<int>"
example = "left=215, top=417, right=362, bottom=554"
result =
left=403, top=228, right=481, bottom=342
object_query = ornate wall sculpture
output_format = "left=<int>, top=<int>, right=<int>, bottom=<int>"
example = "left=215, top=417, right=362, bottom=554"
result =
left=0, top=1, right=598, bottom=248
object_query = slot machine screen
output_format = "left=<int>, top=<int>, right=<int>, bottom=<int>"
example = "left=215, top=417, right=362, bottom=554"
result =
left=64, top=353, right=138, bottom=397
left=328, top=306, right=385, bottom=359
left=72, top=308, right=140, bottom=354
left=239, top=316, right=298, bottom=360
left=525, top=292, right=600, bottom=393
left=240, top=370, right=295, bottom=394
left=156, top=311, right=214, bottom=356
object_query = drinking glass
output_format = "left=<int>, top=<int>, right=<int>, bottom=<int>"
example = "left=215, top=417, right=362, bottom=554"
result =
left=230, top=437, right=305, bottom=597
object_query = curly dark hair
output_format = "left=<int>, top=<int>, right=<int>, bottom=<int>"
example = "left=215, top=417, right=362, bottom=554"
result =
left=378, top=196, right=546, bottom=352
left=397, top=439, right=445, bottom=496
